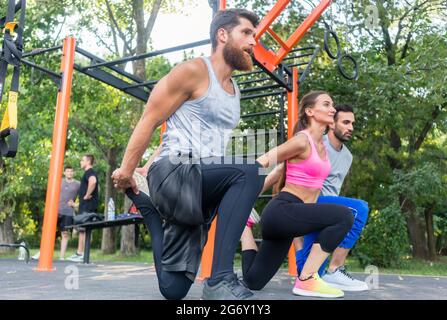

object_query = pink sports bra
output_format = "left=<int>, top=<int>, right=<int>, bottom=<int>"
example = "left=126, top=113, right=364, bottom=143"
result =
left=285, top=130, right=331, bottom=189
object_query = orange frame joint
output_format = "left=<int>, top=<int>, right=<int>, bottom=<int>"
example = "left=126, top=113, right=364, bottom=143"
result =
left=254, top=0, right=332, bottom=72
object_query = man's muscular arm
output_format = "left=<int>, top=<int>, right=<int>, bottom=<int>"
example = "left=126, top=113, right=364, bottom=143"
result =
left=112, top=60, right=204, bottom=192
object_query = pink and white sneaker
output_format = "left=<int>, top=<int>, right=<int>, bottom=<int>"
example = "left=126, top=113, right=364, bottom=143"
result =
left=292, top=273, right=344, bottom=298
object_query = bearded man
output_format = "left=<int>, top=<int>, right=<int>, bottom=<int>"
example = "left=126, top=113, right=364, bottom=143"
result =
left=112, top=9, right=265, bottom=300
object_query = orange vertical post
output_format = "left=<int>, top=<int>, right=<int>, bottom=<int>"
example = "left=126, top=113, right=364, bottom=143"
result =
left=198, top=217, right=217, bottom=281
left=219, top=0, right=226, bottom=10
left=286, top=68, right=299, bottom=277
left=160, top=122, right=166, bottom=140
left=36, top=37, right=76, bottom=272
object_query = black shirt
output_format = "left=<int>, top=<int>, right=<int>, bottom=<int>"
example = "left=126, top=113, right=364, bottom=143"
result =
left=78, top=168, right=99, bottom=213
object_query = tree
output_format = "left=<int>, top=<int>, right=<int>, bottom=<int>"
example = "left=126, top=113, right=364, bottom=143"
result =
left=0, top=0, right=73, bottom=251
left=67, top=0, right=189, bottom=255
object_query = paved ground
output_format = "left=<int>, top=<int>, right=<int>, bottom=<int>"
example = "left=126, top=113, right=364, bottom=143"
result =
left=0, top=259, right=446, bottom=300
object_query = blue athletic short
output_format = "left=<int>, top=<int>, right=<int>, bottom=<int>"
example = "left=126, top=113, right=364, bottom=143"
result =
left=295, top=196, right=369, bottom=276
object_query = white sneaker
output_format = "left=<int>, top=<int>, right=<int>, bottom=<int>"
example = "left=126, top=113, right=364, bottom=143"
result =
left=67, top=253, right=84, bottom=262
left=31, top=251, right=40, bottom=260
left=133, top=172, right=149, bottom=196
left=322, top=266, right=369, bottom=292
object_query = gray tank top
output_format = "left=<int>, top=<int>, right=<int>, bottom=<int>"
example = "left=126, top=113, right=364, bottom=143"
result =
left=157, top=57, right=241, bottom=160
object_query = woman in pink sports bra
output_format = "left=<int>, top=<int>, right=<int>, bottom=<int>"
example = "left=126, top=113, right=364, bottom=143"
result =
left=240, top=91, right=354, bottom=298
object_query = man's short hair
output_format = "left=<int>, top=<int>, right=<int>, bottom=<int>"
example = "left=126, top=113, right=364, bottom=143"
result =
left=84, top=154, right=95, bottom=166
left=334, top=104, right=354, bottom=120
left=64, top=165, right=73, bottom=170
left=210, top=9, right=259, bottom=50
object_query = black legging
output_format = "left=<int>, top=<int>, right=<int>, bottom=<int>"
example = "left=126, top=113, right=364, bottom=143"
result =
left=127, top=157, right=265, bottom=299
left=125, top=190, right=192, bottom=300
left=242, top=191, right=354, bottom=291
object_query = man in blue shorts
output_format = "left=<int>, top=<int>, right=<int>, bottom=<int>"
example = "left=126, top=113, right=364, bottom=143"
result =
left=295, top=104, right=369, bottom=292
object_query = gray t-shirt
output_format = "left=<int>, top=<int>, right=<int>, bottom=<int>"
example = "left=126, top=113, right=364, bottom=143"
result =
left=59, top=179, right=80, bottom=216
left=321, top=135, right=353, bottom=196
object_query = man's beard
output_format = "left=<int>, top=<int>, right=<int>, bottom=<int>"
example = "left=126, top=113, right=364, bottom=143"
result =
left=334, top=128, right=351, bottom=142
left=223, top=39, right=253, bottom=71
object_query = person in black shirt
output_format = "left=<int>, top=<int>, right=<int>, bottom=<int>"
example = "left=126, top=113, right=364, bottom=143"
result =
left=68, top=154, right=99, bottom=263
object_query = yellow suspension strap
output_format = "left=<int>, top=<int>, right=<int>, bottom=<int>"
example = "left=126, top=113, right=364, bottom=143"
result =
left=0, top=0, right=26, bottom=158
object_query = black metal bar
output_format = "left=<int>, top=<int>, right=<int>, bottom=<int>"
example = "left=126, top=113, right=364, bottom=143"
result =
left=233, top=68, right=265, bottom=78
left=241, top=109, right=280, bottom=118
left=121, top=79, right=158, bottom=89
left=21, top=59, right=61, bottom=79
left=232, top=153, right=266, bottom=158
left=240, top=83, right=281, bottom=94
left=258, top=194, right=273, bottom=199
left=236, top=77, right=272, bottom=86
left=235, top=61, right=293, bottom=80
left=278, top=65, right=286, bottom=144
left=287, top=62, right=311, bottom=68
left=83, top=228, right=92, bottom=264
left=135, top=224, right=140, bottom=248
left=282, top=52, right=314, bottom=62
left=22, top=45, right=62, bottom=58
left=74, top=63, right=149, bottom=102
left=82, top=39, right=211, bottom=71
left=254, top=60, right=292, bottom=91
left=299, top=45, right=320, bottom=84
left=75, top=47, right=145, bottom=85
left=241, top=90, right=285, bottom=101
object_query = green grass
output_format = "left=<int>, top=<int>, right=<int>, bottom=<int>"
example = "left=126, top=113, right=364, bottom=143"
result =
left=344, top=256, right=447, bottom=277
left=2, top=247, right=447, bottom=277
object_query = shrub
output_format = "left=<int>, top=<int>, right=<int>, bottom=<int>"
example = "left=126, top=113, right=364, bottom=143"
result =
left=353, top=201, right=411, bottom=268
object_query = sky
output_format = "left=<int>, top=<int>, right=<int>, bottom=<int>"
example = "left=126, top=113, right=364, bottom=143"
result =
left=149, top=1, right=213, bottom=62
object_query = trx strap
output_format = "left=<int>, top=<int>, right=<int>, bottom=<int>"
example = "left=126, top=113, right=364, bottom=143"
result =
left=0, top=0, right=26, bottom=158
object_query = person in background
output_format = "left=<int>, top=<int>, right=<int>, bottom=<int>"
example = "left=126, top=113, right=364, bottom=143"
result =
left=68, top=154, right=99, bottom=263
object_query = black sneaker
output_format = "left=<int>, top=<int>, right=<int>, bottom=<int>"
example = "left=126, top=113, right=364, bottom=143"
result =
left=202, top=273, right=256, bottom=300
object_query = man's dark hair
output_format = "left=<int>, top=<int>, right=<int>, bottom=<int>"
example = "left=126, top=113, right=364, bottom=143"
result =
left=210, top=9, right=259, bottom=51
left=84, top=154, right=95, bottom=166
left=64, top=165, right=73, bottom=170
left=334, top=104, right=354, bottom=120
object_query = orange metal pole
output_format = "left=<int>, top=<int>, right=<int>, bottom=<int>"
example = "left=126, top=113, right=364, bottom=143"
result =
left=36, top=37, right=76, bottom=272
left=286, top=68, right=299, bottom=276
left=160, top=122, right=166, bottom=140
left=198, top=217, right=218, bottom=281
left=255, top=0, right=290, bottom=41
left=274, top=0, right=332, bottom=65
left=267, top=27, right=289, bottom=50
left=219, top=0, right=226, bottom=10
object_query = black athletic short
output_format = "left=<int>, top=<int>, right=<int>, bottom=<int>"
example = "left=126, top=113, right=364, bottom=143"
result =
left=57, top=214, right=74, bottom=232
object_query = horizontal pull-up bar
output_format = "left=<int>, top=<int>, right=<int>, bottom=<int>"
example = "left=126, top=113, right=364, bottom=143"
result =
left=21, top=59, right=61, bottom=81
left=75, top=46, right=146, bottom=85
left=22, top=45, right=63, bottom=58
left=241, top=90, right=285, bottom=101
left=82, top=39, right=211, bottom=71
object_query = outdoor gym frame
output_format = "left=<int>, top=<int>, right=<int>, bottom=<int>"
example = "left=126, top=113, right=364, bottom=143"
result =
left=1, top=0, right=337, bottom=274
